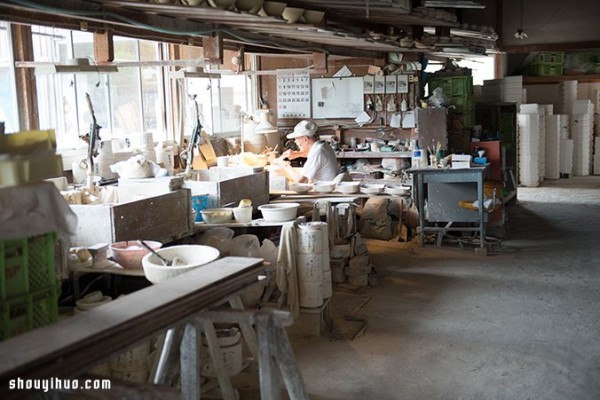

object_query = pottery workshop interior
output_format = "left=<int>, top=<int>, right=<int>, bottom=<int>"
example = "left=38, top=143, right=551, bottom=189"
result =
left=1, top=0, right=600, bottom=399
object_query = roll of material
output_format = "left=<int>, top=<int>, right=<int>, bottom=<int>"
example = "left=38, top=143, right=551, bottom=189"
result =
left=297, top=222, right=325, bottom=254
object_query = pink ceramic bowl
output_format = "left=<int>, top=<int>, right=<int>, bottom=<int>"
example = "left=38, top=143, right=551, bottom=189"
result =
left=110, top=240, right=162, bottom=270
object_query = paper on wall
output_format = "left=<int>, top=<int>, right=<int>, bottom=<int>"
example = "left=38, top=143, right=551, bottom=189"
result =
left=401, top=110, right=415, bottom=128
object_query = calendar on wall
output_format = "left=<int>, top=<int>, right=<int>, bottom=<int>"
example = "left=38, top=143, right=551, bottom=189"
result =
left=277, top=73, right=311, bottom=118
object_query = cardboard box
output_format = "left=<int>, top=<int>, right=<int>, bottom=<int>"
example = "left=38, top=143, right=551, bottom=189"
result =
left=70, top=189, right=193, bottom=247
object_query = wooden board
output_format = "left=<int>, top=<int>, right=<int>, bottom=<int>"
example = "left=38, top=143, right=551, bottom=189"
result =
left=0, top=257, right=266, bottom=396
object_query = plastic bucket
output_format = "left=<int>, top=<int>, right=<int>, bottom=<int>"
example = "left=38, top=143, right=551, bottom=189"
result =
left=191, top=194, right=209, bottom=222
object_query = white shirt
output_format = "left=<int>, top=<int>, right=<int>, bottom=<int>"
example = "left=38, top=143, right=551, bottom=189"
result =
left=302, top=141, right=338, bottom=182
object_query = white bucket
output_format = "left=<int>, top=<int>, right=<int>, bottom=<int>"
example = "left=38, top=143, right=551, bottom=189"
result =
left=297, top=223, right=324, bottom=254
left=200, top=329, right=243, bottom=377
left=299, top=279, right=323, bottom=308
left=296, top=253, right=323, bottom=281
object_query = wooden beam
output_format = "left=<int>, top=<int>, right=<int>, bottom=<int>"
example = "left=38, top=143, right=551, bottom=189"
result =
left=93, top=31, right=115, bottom=63
left=0, top=257, right=266, bottom=400
left=11, top=24, right=38, bottom=131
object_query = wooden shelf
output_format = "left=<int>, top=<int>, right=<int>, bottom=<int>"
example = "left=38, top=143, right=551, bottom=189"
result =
left=336, top=151, right=412, bottom=159
left=523, top=74, right=600, bottom=85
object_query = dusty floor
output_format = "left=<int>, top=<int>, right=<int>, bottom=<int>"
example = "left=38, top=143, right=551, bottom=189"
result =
left=291, top=176, right=600, bottom=400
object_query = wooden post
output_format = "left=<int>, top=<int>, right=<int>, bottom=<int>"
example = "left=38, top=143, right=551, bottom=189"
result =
left=312, top=53, right=327, bottom=72
left=94, top=31, right=114, bottom=63
left=11, top=24, right=38, bottom=131
left=203, top=34, right=223, bottom=65
left=180, top=321, right=201, bottom=400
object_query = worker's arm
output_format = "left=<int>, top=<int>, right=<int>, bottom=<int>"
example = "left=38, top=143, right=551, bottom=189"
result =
left=282, top=147, right=309, bottom=160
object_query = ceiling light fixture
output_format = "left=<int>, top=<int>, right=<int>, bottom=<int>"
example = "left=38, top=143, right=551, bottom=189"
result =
left=514, top=0, right=528, bottom=40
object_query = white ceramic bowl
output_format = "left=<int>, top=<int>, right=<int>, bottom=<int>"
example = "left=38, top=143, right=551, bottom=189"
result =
left=360, top=184, right=385, bottom=195
left=282, top=7, right=304, bottom=23
left=385, top=185, right=411, bottom=196
left=142, top=245, right=220, bottom=284
left=258, top=202, right=300, bottom=222
left=289, top=182, right=312, bottom=194
left=312, top=181, right=336, bottom=193
left=260, top=1, right=286, bottom=17
left=208, top=0, right=236, bottom=8
left=303, top=9, right=324, bottom=24
left=336, top=181, right=360, bottom=194
left=236, top=0, right=263, bottom=13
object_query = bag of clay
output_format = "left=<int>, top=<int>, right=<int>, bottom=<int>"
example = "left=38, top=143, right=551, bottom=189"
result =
left=198, top=227, right=235, bottom=256
left=229, top=234, right=261, bottom=258
left=427, top=87, right=449, bottom=108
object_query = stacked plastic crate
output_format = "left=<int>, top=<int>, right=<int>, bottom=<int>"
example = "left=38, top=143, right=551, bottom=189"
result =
left=428, top=73, right=475, bottom=128
left=0, top=232, right=59, bottom=340
left=528, top=52, right=565, bottom=77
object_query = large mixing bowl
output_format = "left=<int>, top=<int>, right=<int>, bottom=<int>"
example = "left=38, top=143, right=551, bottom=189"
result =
left=109, top=240, right=162, bottom=270
left=200, top=208, right=233, bottom=224
left=258, top=202, right=300, bottom=222
left=142, top=245, right=220, bottom=284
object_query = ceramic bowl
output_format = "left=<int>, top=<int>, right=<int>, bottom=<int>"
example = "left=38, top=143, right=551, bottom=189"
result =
left=289, top=182, right=312, bottom=194
left=236, top=0, right=264, bottom=13
left=200, top=208, right=233, bottom=224
left=302, top=9, right=324, bottom=24
left=312, top=181, right=336, bottom=193
left=385, top=185, right=411, bottom=196
left=282, top=7, right=304, bottom=23
left=336, top=181, right=360, bottom=194
left=109, top=240, right=163, bottom=270
left=360, top=183, right=385, bottom=195
left=260, top=1, right=286, bottom=17
left=258, top=203, right=300, bottom=222
left=207, top=0, right=236, bottom=8
left=142, top=245, right=220, bottom=284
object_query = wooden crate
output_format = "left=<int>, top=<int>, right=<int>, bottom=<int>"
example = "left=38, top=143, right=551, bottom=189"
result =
left=183, top=170, right=270, bottom=208
left=70, top=189, right=193, bottom=247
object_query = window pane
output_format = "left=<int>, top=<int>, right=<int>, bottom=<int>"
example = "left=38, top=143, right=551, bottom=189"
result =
left=110, top=67, right=142, bottom=139
left=0, top=22, right=18, bottom=133
left=217, top=75, right=250, bottom=134
left=139, top=40, right=165, bottom=140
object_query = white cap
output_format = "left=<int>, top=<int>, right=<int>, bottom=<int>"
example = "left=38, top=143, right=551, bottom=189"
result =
left=286, top=120, right=317, bottom=139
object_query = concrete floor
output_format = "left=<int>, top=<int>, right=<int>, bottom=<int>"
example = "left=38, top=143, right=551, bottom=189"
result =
left=291, top=176, right=600, bottom=400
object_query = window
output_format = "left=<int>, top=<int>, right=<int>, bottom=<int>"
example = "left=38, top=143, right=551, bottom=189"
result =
left=184, top=74, right=252, bottom=137
left=0, top=22, right=18, bottom=133
left=31, top=26, right=168, bottom=150
left=1, top=21, right=255, bottom=158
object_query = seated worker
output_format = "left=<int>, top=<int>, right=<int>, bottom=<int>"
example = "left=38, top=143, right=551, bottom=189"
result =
left=282, top=120, right=338, bottom=183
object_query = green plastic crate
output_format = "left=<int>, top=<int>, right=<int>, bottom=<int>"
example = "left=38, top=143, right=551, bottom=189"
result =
left=528, top=63, right=564, bottom=77
left=534, top=52, right=564, bottom=64
left=0, top=285, right=59, bottom=340
left=0, top=232, right=57, bottom=300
